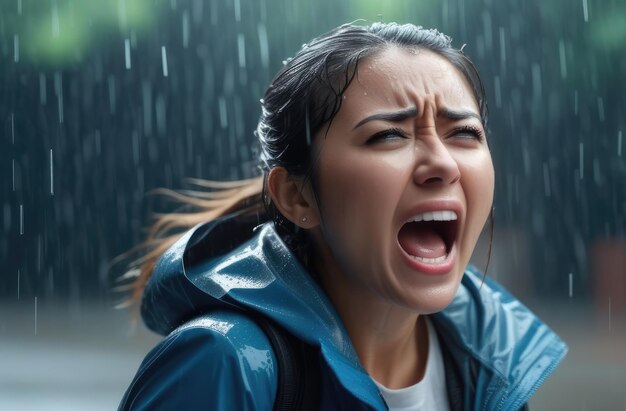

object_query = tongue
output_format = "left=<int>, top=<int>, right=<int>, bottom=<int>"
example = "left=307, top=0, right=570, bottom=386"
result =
left=398, top=223, right=447, bottom=258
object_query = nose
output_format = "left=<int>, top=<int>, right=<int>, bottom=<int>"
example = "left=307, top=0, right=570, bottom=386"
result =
left=412, top=138, right=461, bottom=186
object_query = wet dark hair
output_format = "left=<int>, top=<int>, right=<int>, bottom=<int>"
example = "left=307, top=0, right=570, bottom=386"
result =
left=257, top=22, right=488, bottom=259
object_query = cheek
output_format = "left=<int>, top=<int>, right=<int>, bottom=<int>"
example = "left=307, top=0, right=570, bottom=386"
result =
left=459, top=152, right=495, bottom=241
left=315, top=151, right=411, bottom=255
left=318, top=151, right=409, bottom=219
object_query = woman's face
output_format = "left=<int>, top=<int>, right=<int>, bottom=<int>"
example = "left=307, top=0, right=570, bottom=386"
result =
left=309, top=46, right=494, bottom=313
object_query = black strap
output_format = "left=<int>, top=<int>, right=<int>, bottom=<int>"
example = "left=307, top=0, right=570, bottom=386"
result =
left=253, top=315, right=321, bottom=411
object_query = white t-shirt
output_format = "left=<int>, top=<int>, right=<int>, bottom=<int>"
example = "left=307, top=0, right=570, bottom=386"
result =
left=374, top=317, right=451, bottom=411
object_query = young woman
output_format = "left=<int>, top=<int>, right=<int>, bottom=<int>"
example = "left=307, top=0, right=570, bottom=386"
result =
left=119, top=22, right=567, bottom=410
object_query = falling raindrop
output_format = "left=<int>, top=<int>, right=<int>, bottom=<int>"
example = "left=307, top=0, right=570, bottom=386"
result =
left=39, top=73, right=47, bottom=105
left=161, top=46, right=169, bottom=77
left=582, top=0, right=589, bottom=22
left=34, top=296, right=38, bottom=335
left=597, top=97, right=605, bottom=122
left=579, top=142, right=584, bottom=179
left=13, top=34, right=19, bottom=63
left=258, top=24, right=269, bottom=68
left=20, top=204, right=23, bottom=235
left=237, top=34, right=246, bottom=69
left=11, top=112, right=14, bottom=144
left=54, top=72, right=64, bottom=124
left=182, top=11, right=190, bottom=48
left=234, top=0, right=241, bottom=22
left=218, top=96, right=228, bottom=128
left=50, top=149, right=54, bottom=196
left=108, top=75, right=116, bottom=114
left=543, top=162, right=551, bottom=197
left=558, top=40, right=567, bottom=79
left=618, top=131, right=623, bottom=157
left=531, top=63, right=542, bottom=100
left=125, top=39, right=132, bottom=69
left=17, top=0, right=22, bottom=14
left=498, top=27, right=506, bottom=69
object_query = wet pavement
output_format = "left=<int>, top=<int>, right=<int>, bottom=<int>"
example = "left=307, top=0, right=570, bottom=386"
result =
left=1, top=301, right=624, bottom=410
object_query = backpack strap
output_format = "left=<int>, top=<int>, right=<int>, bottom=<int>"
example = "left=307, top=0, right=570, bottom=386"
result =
left=253, top=315, right=321, bottom=410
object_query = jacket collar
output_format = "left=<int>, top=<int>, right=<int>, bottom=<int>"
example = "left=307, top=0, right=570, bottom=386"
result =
left=142, top=216, right=566, bottom=410
left=432, top=268, right=567, bottom=409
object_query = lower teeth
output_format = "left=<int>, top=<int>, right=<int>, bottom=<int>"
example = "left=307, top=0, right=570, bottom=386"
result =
left=412, top=254, right=447, bottom=264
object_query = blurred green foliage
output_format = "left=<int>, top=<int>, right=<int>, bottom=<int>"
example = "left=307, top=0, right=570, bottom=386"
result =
left=591, top=13, right=626, bottom=49
left=4, top=0, right=156, bottom=65
left=5, top=0, right=625, bottom=80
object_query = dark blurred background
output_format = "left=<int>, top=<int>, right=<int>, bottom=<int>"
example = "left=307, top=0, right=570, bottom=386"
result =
left=1, top=0, right=625, bottom=409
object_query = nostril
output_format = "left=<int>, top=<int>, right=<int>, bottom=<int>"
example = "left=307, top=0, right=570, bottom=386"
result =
left=422, top=176, right=445, bottom=185
left=417, top=172, right=460, bottom=186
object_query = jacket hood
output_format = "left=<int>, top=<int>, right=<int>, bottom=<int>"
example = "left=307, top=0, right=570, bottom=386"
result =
left=141, top=213, right=567, bottom=410
left=141, top=213, right=385, bottom=409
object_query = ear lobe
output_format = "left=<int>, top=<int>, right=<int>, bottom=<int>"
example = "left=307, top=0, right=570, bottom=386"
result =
left=267, top=167, right=319, bottom=228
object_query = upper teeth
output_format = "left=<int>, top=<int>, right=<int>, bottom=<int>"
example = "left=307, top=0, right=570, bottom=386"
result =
left=407, top=210, right=457, bottom=223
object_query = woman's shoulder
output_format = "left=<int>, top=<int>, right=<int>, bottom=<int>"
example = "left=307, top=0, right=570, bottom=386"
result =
left=119, top=310, right=278, bottom=410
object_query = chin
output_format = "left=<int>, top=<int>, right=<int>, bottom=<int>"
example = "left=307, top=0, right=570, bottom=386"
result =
left=395, top=264, right=465, bottom=314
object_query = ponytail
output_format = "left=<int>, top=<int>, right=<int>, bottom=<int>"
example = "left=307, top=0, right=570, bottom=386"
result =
left=117, top=176, right=265, bottom=307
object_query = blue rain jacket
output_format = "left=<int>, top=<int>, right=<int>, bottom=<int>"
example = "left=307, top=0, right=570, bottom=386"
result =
left=120, top=214, right=567, bottom=410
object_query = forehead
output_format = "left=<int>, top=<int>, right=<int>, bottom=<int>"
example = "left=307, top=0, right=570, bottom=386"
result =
left=339, top=46, right=478, bottom=117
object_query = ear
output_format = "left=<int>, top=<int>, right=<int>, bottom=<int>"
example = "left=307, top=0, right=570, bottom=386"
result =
left=267, top=167, right=319, bottom=228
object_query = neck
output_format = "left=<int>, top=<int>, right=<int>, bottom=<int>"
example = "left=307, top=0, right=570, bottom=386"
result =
left=320, top=267, right=430, bottom=389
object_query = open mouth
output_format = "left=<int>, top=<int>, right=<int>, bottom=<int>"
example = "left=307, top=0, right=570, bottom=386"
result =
left=398, top=211, right=459, bottom=265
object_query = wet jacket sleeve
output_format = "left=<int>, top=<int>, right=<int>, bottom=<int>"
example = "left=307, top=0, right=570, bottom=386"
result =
left=119, top=312, right=278, bottom=410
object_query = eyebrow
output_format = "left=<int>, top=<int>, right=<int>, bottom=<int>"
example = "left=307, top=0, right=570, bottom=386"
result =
left=438, top=107, right=482, bottom=123
left=352, top=107, right=418, bottom=130
left=352, top=106, right=482, bottom=130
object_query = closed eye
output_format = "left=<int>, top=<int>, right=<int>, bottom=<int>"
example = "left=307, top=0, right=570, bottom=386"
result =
left=366, top=127, right=409, bottom=144
left=450, top=125, right=485, bottom=142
